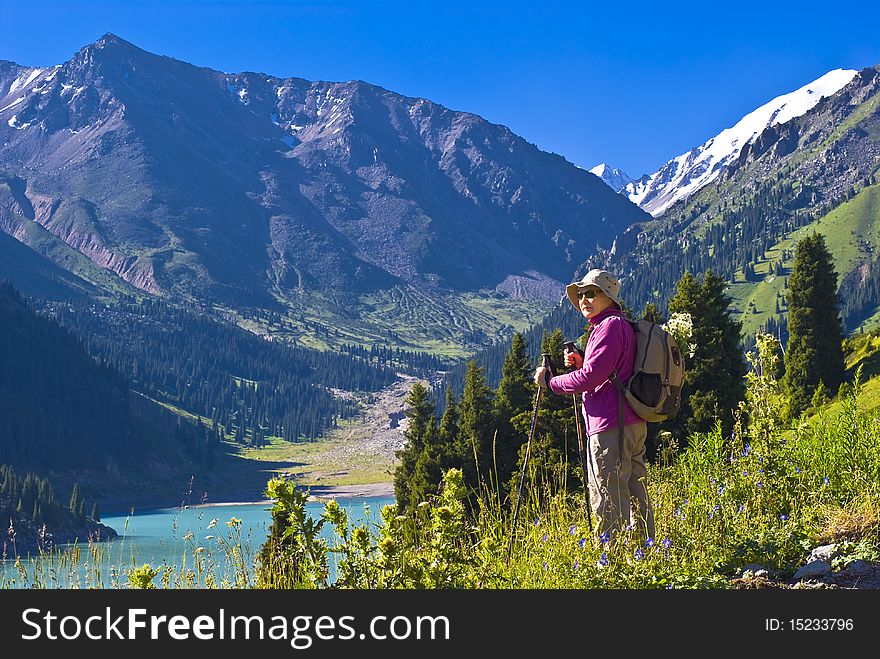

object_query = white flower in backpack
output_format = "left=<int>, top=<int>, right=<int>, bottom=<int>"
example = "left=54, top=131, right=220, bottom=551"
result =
left=662, top=312, right=695, bottom=359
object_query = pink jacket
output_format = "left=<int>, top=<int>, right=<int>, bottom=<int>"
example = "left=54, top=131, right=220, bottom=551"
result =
left=548, top=307, right=643, bottom=434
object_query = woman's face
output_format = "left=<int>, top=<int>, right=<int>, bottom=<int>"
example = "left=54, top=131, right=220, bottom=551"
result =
left=576, top=287, right=613, bottom=319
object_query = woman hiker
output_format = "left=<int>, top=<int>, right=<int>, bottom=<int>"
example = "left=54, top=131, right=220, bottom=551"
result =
left=533, top=269, right=655, bottom=542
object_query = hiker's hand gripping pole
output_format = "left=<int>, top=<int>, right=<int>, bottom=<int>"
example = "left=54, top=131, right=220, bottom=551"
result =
left=507, top=353, right=553, bottom=566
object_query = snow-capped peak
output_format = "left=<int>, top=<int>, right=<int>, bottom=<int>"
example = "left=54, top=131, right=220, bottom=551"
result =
left=590, top=163, right=634, bottom=193
left=626, top=68, right=858, bottom=217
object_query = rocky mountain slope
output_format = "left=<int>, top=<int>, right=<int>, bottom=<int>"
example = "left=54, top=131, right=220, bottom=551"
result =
left=584, top=65, right=880, bottom=329
left=0, top=34, right=649, bottom=326
left=622, top=69, right=857, bottom=217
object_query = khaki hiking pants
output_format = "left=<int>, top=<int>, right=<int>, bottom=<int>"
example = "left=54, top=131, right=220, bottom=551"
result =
left=587, top=422, right=655, bottom=541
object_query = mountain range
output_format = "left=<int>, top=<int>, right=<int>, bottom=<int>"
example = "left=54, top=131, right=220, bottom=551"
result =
left=589, top=64, right=880, bottom=346
left=593, top=69, right=858, bottom=217
left=0, top=34, right=650, bottom=355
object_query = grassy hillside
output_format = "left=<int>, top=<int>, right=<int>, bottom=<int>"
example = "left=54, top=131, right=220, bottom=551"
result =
left=217, top=284, right=556, bottom=360
left=727, top=181, right=880, bottom=340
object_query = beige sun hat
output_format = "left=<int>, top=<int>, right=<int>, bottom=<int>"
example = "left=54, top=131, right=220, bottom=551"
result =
left=565, top=269, right=623, bottom=309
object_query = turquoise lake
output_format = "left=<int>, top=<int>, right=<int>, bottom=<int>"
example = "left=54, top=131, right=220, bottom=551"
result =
left=2, top=495, right=394, bottom=588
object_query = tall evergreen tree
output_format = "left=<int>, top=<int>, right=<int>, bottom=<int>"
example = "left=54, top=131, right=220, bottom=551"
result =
left=784, top=233, right=846, bottom=417
left=664, top=270, right=747, bottom=444
left=392, top=382, right=436, bottom=513
left=438, top=387, right=459, bottom=444
left=492, top=332, right=534, bottom=488
left=456, top=360, right=495, bottom=499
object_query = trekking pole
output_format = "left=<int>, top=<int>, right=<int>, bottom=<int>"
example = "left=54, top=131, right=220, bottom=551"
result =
left=565, top=341, right=594, bottom=533
left=507, top=353, right=552, bottom=566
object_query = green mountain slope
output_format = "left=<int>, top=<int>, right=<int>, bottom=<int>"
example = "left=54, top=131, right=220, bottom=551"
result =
left=588, top=66, right=880, bottom=345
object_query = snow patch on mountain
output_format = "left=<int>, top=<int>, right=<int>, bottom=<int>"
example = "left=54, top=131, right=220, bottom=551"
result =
left=626, top=68, right=858, bottom=217
left=590, top=163, right=634, bottom=193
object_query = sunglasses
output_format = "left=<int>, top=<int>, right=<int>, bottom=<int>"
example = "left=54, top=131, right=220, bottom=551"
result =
left=576, top=289, right=602, bottom=300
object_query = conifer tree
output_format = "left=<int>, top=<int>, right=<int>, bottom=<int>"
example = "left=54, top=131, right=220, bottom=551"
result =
left=69, top=482, right=81, bottom=514
left=492, top=332, right=533, bottom=488
left=456, top=360, right=494, bottom=499
left=392, top=382, right=436, bottom=513
left=784, top=233, right=845, bottom=417
left=664, top=270, right=747, bottom=444
left=438, top=386, right=459, bottom=444
left=506, top=329, right=576, bottom=499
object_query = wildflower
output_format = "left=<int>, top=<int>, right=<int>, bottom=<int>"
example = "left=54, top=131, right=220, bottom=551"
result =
left=578, top=537, right=588, bottom=549
left=737, top=504, right=745, bottom=513
left=598, top=532, right=611, bottom=544
left=794, top=467, right=801, bottom=475
left=743, top=443, right=751, bottom=457
left=756, top=482, right=763, bottom=489
left=674, top=508, right=686, bottom=520
left=823, top=477, right=830, bottom=486
left=645, top=538, right=655, bottom=549
left=533, top=517, right=540, bottom=526
left=597, top=552, right=609, bottom=567
left=779, top=514, right=788, bottom=522
left=634, top=549, right=645, bottom=561
left=569, top=524, right=577, bottom=535
left=541, top=533, right=548, bottom=543
left=662, top=538, right=672, bottom=549
left=626, top=522, right=635, bottom=532
left=207, top=518, right=218, bottom=530
left=543, top=561, right=548, bottom=571
left=717, top=484, right=725, bottom=495
left=573, top=560, right=579, bottom=570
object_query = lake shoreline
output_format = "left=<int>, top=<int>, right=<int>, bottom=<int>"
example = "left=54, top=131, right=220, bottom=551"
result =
left=101, top=481, right=395, bottom=515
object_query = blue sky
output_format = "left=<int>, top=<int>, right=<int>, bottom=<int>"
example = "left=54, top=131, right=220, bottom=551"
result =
left=1, top=1, right=878, bottom=177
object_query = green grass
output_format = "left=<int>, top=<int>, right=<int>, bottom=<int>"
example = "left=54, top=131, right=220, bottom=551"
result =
left=215, top=284, right=555, bottom=360
left=727, top=181, right=880, bottom=338
left=231, top=434, right=393, bottom=488
left=7, top=359, right=880, bottom=589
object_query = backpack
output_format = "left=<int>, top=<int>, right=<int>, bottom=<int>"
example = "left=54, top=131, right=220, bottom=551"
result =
left=610, top=319, right=685, bottom=423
